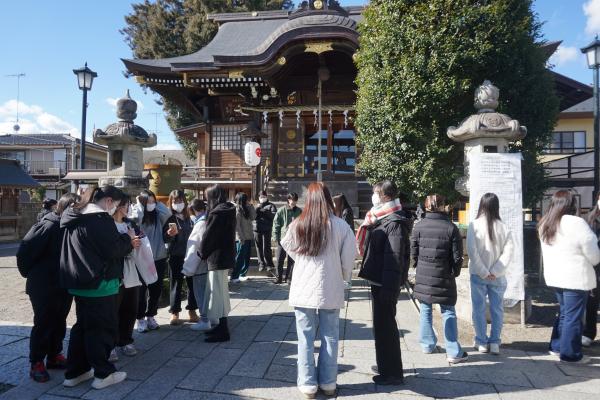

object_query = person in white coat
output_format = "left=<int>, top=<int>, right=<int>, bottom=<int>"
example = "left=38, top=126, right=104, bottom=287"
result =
left=467, top=193, right=513, bottom=355
left=539, top=190, right=600, bottom=363
left=281, top=182, right=356, bottom=399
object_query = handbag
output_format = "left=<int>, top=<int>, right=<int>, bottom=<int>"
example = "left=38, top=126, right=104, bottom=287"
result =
left=123, top=255, right=142, bottom=288
left=133, top=236, right=158, bottom=285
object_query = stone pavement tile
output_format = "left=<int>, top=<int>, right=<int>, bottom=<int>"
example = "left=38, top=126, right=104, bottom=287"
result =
left=0, top=336, right=24, bottom=347
left=228, top=306, right=259, bottom=319
left=337, top=388, right=433, bottom=399
left=0, top=354, right=19, bottom=367
left=0, top=356, right=29, bottom=386
left=168, top=327, right=204, bottom=342
left=556, top=361, right=600, bottom=379
left=38, top=395, right=80, bottom=400
left=81, top=379, right=140, bottom=400
left=272, top=341, right=298, bottom=366
left=177, top=338, right=219, bottom=359
left=122, top=339, right=187, bottom=381
left=178, top=347, right=244, bottom=392
left=523, top=371, right=600, bottom=394
left=495, top=384, right=600, bottom=400
left=379, top=375, right=497, bottom=398
left=131, top=328, right=176, bottom=351
left=401, top=350, right=451, bottom=366
left=0, top=338, right=28, bottom=356
left=47, top=376, right=94, bottom=398
left=0, top=323, right=31, bottom=338
left=164, top=388, right=252, bottom=400
left=344, top=320, right=374, bottom=342
left=220, top=320, right=265, bottom=350
left=255, top=316, right=294, bottom=342
left=123, top=357, right=198, bottom=400
left=229, top=341, right=280, bottom=378
left=337, top=370, right=376, bottom=393
left=0, top=370, right=64, bottom=400
left=265, top=363, right=296, bottom=383
left=340, top=346, right=376, bottom=362
left=247, top=301, right=281, bottom=322
left=415, top=363, right=532, bottom=388
left=214, top=374, right=307, bottom=400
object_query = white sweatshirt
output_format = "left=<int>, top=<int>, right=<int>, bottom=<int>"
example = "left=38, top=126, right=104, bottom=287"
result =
left=467, top=217, right=514, bottom=279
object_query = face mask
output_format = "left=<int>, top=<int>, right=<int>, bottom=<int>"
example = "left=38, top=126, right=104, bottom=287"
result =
left=259, top=197, right=267, bottom=204
left=372, top=193, right=381, bottom=207
left=172, top=203, right=185, bottom=213
left=288, top=201, right=296, bottom=208
left=146, top=203, right=156, bottom=212
left=108, top=205, right=117, bottom=216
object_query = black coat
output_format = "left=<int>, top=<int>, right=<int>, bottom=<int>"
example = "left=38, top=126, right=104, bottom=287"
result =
left=17, top=212, right=62, bottom=294
left=199, top=202, right=236, bottom=271
left=164, top=213, right=193, bottom=257
left=411, top=212, right=463, bottom=306
left=358, top=211, right=412, bottom=293
left=59, top=206, right=133, bottom=290
left=254, top=201, right=277, bottom=233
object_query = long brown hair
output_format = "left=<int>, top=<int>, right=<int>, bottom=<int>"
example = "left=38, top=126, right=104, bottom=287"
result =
left=332, top=193, right=351, bottom=217
left=539, top=190, right=578, bottom=244
left=587, top=193, right=600, bottom=231
left=292, top=182, right=334, bottom=256
left=476, top=193, right=501, bottom=243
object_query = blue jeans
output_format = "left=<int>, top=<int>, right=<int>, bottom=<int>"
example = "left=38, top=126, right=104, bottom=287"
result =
left=294, top=307, right=339, bottom=390
left=419, top=302, right=462, bottom=357
left=231, top=240, right=252, bottom=279
left=550, top=288, right=588, bottom=362
left=192, top=273, right=209, bottom=323
left=470, top=274, right=507, bottom=346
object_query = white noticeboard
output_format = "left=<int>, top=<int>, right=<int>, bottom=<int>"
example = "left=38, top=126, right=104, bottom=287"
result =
left=468, top=152, right=525, bottom=302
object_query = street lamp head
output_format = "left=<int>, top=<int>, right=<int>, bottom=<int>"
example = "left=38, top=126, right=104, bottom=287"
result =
left=73, top=62, right=98, bottom=90
left=581, top=35, right=600, bottom=69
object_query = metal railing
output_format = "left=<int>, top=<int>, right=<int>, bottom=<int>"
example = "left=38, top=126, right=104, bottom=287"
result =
left=21, top=159, right=107, bottom=176
left=181, top=166, right=254, bottom=181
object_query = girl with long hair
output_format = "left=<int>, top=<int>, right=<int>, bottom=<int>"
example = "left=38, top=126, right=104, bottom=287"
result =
left=231, top=192, right=256, bottom=283
left=198, top=184, right=236, bottom=342
left=332, top=193, right=354, bottom=233
left=164, top=189, right=198, bottom=325
left=281, top=182, right=356, bottom=398
left=539, top=190, right=600, bottom=363
left=131, top=189, right=171, bottom=332
left=467, top=193, right=514, bottom=355
left=59, top=186, right=140, bottom=390
left=583, top=194, right=600, bottom=347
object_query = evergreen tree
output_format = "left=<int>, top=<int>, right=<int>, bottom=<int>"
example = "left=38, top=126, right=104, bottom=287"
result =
left=121, top=0, right=294, bottom=158
left=354, top=0, right=559, bottom=206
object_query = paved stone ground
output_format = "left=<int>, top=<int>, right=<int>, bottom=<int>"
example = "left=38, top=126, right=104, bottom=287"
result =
left=1, top=244, right=600, bottom=399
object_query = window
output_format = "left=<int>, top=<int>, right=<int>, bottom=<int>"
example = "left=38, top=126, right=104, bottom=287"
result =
left=212, top=123, right=272, bottom=158
left=548, top=131, right=587, bottom=154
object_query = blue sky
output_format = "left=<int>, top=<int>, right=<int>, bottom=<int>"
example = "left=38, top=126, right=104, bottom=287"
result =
left=0, top=0, right=598, bottom=150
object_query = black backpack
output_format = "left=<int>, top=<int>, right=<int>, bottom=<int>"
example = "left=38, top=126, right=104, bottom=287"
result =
left=16, top=220, right=50, bottom=278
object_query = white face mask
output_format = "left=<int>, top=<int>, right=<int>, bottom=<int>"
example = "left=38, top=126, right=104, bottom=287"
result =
left=372, top=193, right=381, bottom=207
left=108, top=205, right=117, bottom=216
left=259, top=197, right=267, bottom=204
left=597, top=200, right=600, bottom=209
left=172, top=203, right=185, bottom=213
left=146, top=203, right=156, bottom=212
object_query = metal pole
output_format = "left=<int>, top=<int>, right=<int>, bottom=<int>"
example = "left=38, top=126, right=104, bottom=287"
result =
left=317, top=79, right=322, bottom=182
left=594, top=66, right=600, bottom=203
left=80, top=88, right=88, bottom=169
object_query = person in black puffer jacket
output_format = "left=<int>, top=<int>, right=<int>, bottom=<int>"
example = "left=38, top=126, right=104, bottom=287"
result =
left=17, top=193, right=79, bottom=383
left=254, top=190, right=277, bottom=273
left=60, top=186, right=139, bottom=390
left=411, top=194, right=467, bottom=364
left=164, top=189, right=197, bottom=326
left=198, top=184, right=236, bottom=342
left=358, top=181, right=411, bottom=386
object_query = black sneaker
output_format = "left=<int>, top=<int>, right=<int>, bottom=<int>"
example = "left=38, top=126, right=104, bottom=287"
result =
left=372, top=375, right=404, bottom=385
left=371, top=365, right=379, bottom=374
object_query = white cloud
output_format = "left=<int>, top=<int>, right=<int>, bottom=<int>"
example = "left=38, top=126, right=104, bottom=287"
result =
left=549, top=45, right=580, bottom=67
left=584, top=0, right=600, bottom=35
left=0, top=100, right=78, bottom=135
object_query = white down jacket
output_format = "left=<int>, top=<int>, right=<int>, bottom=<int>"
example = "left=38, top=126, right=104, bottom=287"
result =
left=182, top=217, right=208, bottom=277
left=282, top=214, right=357, bottom=310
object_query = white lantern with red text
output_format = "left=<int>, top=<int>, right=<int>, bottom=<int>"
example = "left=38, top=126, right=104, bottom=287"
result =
left=244, top=141, right=261, bottom=166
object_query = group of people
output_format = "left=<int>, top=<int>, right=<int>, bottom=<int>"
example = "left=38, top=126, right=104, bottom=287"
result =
left=14, top=179, right=600, bottom=398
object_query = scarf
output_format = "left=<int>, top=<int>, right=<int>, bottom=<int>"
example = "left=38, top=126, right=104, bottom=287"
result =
left=356, top=199, right=402, bottom=256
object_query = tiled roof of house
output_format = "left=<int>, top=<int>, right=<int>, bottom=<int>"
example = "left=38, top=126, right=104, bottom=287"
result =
left=0, top=134, right=107, bottom=151
left=0, top=158, right=40, bottom=188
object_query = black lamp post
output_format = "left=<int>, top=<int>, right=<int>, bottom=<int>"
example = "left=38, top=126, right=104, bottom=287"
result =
left=582, top=36, right=600, bottom=203
left=73, top=63, right=97, bottom=169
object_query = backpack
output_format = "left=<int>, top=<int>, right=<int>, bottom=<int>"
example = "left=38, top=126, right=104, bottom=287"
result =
left=16, top=220, right=50, bottom=278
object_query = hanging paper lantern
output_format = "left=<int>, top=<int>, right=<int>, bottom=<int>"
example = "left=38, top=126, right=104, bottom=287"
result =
left=244, top=141, right=261, bottom=166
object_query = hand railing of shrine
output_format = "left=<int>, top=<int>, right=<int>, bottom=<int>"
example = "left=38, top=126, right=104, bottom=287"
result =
left=181, top=166, right=254, bottom=181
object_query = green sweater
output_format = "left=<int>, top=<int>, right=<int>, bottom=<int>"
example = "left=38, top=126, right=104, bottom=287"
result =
left=69, top=279, right=120, bottom=297
left=272, top=205, right=302, bottom=242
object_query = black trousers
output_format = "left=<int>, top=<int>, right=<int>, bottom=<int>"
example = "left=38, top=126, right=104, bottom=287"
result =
left=28, top=288, right=72, bottom=363
left=66, top=295, right=118, bottom=379
left=117, top=285, right=139, bottom=347
left=584, top=285, right=599, bottom=340
left=168, top=255, right=197, bottom=314
left=371, top=285, right=403, bottom=378
left=254, top=231, right=274, bottom=269
left=276, top=243, right=294, bottom=282
left=137, top=258, right=168, bottom=319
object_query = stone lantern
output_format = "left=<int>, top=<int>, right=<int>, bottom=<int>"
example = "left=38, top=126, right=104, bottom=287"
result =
left=447, top=80, right=527, bottom=196
left=94, top=90, right=157, bottom=196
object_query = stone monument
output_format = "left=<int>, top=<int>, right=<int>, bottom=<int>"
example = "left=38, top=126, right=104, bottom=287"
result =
left=94, top=90, right=157, bottom=196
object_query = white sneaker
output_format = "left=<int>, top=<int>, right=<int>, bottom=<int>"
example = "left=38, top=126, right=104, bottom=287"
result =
left=447, top=351, right=469, bottom=364
left=239, top=276, right=249, bottom=282
left=475, top=343, right=489, bottom=353
left=147, top=317, right=160, bottom=330
left=489, top=343, right=500, bottom=355
left=298, top=385, right=318, bottom=399
left=63, top=370, right=94, bottom=387
left=548, top=350, right=560, bottom=358
left=108, top=348, right=119, bottom=363
left=190, top=320, right=212, bottom=331
left=91, top=371, right=127, bottom=390
left=582, top=336, right=594, bottom=347
left=120, top=344, right=137, bottom=357
left=136, top=319, right=148, bottom=333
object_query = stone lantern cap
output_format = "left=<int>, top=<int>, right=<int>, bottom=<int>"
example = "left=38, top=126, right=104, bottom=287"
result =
left=447, top=80, right=527, bottom=143
left=94, top=90, right=157, bottom=147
